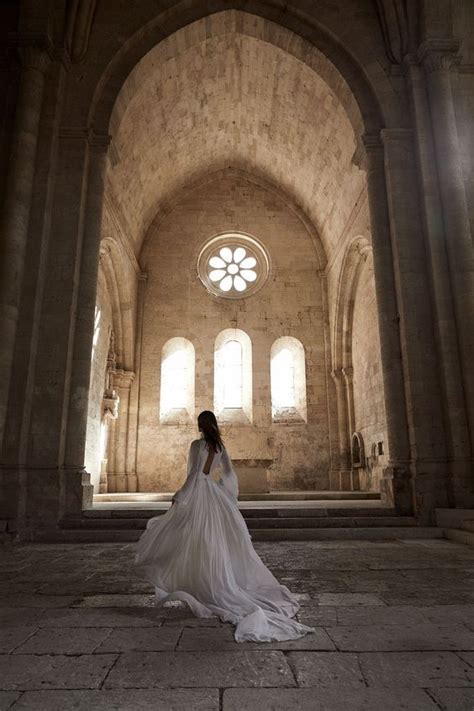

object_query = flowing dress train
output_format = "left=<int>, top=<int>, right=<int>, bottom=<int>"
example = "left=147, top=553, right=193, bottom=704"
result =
left=134, top=438, right=314, bottom=642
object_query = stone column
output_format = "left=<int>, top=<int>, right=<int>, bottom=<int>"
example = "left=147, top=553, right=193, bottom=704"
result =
left=362, top=136, right=413, bottom=513
left=63, top=133, right=109, bottom=515
left=0, top=44, right=50, bottom=445
left=381, top=128, right=449, bottom=514
left=405, top=56, right=472, bottom=504
left=112, top=369, right=135, bottom=492
left=126, top=272, right=147, bottom=488
left=331, top=368, right=351, bottom=490
left=419, top=40, right=474, bottom=451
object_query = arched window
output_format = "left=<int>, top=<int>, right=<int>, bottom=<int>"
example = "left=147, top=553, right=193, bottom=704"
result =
left=271, top=337, right=307, bottom=422
left=215, top=329, right=252, bottom=423
left=160, top=337, right=195, bottom=423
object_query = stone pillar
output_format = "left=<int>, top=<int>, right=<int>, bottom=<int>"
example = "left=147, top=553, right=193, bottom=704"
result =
left=63, top=133, right=109, bottom=515
left=362, top=136, right=413, bottom=513
left=405, top=56, right=472, bottom=505
left=12, top=127, right=109, bottom=535
left=112, top=369, right=135, bottom=492
left=419, top=40, right=474, bottom=452
left=381, top=128, right=449, bottom=515
left=0, top=45, right=50, bottom=446
left=331, top=368, right=351, bottom=490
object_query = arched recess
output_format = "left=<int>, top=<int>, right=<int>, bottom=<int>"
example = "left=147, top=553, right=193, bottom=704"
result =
left=214, top=329, right=252, bottom=424
left=331, top=236, right=371, bottom=491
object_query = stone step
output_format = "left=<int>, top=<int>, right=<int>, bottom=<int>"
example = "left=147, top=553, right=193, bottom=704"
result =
left=62, top=515, right=417, bottom=530
left=84, top=505, right=395, bottom=519
left=462, top=520, right=474, bottom=533
left=94, top=491, right=381, bottom=503
left=443, top=527, right=474, bottom=547
left=41, top=526, right=442, bottom=544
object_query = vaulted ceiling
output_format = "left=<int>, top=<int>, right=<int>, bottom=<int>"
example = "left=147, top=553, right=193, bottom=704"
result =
left=104, top=13, right=367, bottom=260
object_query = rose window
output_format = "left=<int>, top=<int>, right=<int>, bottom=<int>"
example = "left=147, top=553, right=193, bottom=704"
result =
left=197, top=233, right=270, bottom=300
left=208, top=246, right=257, bottom=294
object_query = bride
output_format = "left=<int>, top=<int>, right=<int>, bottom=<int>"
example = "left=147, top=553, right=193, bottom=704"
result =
left=134, top=410, right=314, bottom=643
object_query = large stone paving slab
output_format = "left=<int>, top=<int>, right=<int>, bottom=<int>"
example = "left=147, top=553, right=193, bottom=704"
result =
left=288, top=651, right=365, bottom=687
left=0, top=629, right=36, bottom=654
left=359, top=651, right=474, bottom=687
left=13, top=627, right=111, bottom=655
left=104, top=651, right=295, bottom=688
left=38, top=607, right=165, bottom=628
left=0, top=653, right=117, bottom=691
left=0, top=692, right=20, bottom=711
left=428, top=687, right=474, bottom=711
left=10, top=689, right=219, bottom=710
left=177, top=625, right=336, bottom=651
left=223, top=687, right=440, bottom=710
left=326, top=622, right=474, bottom=651
left=95, top=626, right=181, bottom=652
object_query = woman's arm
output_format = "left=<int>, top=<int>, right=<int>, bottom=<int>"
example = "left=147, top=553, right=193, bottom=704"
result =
left=173, top=440, right=201, bottom=505
left=218, top=446, right=239, bottom=502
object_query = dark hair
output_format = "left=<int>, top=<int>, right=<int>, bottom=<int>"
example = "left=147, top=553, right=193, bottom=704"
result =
left=197, top=411, right=223, bottom=452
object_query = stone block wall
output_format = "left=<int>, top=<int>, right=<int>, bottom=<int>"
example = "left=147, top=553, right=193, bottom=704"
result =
left=137, top=172, right=330, bottom=492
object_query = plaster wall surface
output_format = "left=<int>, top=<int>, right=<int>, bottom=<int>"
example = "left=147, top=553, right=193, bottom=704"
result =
left=137, top=172, right=329, bottom=492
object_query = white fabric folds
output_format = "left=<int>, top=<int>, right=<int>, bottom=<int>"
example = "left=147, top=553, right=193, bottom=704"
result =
left=134, top=438, right=314, bottom=642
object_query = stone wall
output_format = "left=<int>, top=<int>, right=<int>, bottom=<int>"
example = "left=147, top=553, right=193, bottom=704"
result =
left=137, top=172, right=329, bottom=492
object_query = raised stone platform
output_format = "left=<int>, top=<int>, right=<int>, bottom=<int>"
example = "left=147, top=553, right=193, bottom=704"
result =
left=45, top=492, right=444, bottom=543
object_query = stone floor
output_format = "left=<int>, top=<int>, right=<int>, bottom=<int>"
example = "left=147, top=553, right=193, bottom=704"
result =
left=1, top=538, right=474, bottom=710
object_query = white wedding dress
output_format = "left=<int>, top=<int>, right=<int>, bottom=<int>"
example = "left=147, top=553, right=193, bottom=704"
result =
left=134, top=438, right=314, bottom=642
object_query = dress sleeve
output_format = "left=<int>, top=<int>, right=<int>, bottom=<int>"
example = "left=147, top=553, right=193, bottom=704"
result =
left=173, top=440, right=201, bottom=505
left=218, top=446, right=239, bottom=502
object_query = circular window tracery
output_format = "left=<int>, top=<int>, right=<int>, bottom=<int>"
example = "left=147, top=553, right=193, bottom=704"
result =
left=197, top=232, right=270, bottom=299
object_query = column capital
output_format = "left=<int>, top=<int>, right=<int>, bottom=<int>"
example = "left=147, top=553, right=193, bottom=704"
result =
left=342, top=366, right=354, bottom=384
left=380, top=128, right=414, bottom=146
left=418, top=39, right=462, bottom=74
left=17, top=45, right=51, bottom=73
left=113, top=369, right=135, bottom=389
left=358, top=133, right=384, bottom=173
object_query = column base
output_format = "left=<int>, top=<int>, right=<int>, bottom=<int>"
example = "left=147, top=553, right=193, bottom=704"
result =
left=0, top=465, right=92, bottom=539
left=127, top=473, right=138, bottom=492
left=381, top=465, right=414, bottom=515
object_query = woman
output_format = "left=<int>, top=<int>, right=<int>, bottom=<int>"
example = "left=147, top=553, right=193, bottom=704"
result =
left=134, top=410, right=314, bottom=643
